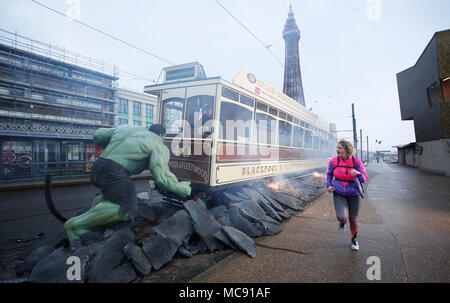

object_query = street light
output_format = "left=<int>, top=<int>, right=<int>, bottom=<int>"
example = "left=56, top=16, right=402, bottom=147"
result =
left=375, top=140, right=382, bottom=162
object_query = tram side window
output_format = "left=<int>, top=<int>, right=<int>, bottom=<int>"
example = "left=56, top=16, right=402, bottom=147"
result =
left=221, top=87, right=239, bottom=101
left=293, top=126, right=304, bottom=148
left=256, top=102, right=268, bottom=112
left=313, top=135, right=319, bottom=150
left=219, top=101, right=252, bottom=141
left=321, top=137, right=327, bottom=151
left=278, top=121, right=292, bottom=146
left=161, top=88, right=186, bottom=135
left=240, top=94, right=254, bottom=107
left=304, top=130, right=313, bottom=149
left=255, top=113, right=276, bottom=145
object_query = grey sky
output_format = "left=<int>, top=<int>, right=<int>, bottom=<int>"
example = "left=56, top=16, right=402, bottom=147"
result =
left=1, top=0, right=449, bottom=152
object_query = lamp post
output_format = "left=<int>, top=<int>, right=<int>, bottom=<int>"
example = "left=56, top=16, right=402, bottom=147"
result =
left=375, top=140, right=382, bottom=162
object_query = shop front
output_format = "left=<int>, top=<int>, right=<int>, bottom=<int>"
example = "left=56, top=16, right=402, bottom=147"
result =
left=1, top=136, right=103, bottom=180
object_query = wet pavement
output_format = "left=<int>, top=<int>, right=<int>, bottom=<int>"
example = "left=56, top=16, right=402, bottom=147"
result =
left=191, top=162, right=450, bottom=283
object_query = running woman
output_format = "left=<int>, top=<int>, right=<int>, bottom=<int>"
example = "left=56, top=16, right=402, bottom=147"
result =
left=327, top=140, right=368, bottom=250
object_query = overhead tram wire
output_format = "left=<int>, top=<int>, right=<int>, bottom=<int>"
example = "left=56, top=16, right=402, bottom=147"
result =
left=208, top=38, right=283, bottom=70
left=1, top=28, right=156, bottom=88
left=214, top=1, right=326, bottom=112
left=213, top=0, right=284, bottom=68
left=29, top=0, right=175, bottom=66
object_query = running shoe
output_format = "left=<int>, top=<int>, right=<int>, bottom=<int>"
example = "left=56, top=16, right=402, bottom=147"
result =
left=338, top=222, right=345, bottom=233
left=351, top=239, right=359, bottom=251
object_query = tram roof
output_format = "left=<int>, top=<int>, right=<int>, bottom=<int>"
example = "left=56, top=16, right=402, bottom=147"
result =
left=143, top=76, right=330, bottom=132
left=143, top=76, right=222, bottom=91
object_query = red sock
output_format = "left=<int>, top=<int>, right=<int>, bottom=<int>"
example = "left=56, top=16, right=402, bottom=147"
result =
left=350, top=222, right=358, bottom=240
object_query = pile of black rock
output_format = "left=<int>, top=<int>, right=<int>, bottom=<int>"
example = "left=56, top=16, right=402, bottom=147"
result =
left=15, top=175, right=326, bottom=283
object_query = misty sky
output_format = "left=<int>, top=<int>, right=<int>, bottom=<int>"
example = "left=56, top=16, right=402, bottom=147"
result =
left=1, top=0, right=449, bottom=152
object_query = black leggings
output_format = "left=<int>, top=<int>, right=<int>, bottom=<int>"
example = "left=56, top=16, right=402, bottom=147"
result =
left=333, top=193, right=360, bottom=240
left=90, top=157, right=137, bottom=220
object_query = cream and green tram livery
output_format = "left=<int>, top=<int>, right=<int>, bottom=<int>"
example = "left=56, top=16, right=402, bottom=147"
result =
left=144, top=62, right=337, bottom=198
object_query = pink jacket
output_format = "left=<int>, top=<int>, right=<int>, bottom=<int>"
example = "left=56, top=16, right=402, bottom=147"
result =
left=327, top=156, right=368, bottom=196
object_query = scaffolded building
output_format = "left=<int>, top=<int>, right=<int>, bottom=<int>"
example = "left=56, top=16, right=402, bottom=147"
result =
left=0, top=30, right=117, bottom=180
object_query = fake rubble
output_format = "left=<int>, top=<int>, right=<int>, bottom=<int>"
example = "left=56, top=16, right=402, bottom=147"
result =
left=17, top=176, right=326, bottom=283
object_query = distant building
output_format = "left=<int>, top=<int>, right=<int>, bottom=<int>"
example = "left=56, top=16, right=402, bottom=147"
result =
left=0, top=31, right=117, bottom=180
left=396, top=29, right=450, bottom=176
left=282, top=5, right=306, bottom=107
left=115, top=88, right=158, bottom=128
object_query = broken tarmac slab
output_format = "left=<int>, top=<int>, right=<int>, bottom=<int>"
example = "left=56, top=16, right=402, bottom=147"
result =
left=136, top=200, right=182, bottom=223
left=221, top=226, right=256, bottom=258
left=87, top=228, right=135, bottom=283
left=184, top=200, right=225, bottom=252
left=153, top=209, right=194, bottom=244
left=257, top=188, right=301, bottom=211
left=15, top=244, right=55, bottom=274
left=143, top=232, right=179, bottom=270
left=124, top=242, right=152, bottom=276
left=240, top=187, right=284, bottom=222
left=28, top=246, right=95, bottom=283
left=227, top=204, right=263, bottom=237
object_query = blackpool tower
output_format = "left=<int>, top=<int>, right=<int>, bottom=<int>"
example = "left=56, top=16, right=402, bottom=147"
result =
left=282, top=5, right=306, bottom=106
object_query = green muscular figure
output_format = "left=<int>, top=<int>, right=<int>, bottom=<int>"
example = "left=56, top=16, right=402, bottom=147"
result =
left=64, top=124, right=191, bottom=249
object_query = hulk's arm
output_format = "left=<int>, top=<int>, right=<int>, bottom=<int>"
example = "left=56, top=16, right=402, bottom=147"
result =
left=93, top=127, right=117, bottom=148
left=149, top=142, right=191, bottom=198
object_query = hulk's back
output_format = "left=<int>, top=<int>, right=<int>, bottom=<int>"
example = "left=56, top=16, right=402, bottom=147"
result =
left=100, top=126, right=158, bottom=174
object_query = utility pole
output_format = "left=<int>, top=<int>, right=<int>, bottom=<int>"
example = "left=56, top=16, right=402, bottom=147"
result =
left=360, top=129, right=363, bottom=160
left=367, top=136, right=369, bottom=162
left=352, top=103, right=358, bottom=156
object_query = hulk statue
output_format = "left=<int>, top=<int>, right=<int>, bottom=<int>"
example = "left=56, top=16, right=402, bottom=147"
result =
left=64, top=124, right=191, bottom=250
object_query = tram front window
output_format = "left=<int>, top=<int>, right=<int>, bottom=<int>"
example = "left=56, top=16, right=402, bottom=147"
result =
left=186, top=85, right=216, bottom=138
left=161, top=88, right=185, bottom=135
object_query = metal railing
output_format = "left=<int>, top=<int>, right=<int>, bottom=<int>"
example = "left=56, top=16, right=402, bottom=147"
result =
left=0, top=161, right=95, bottom=181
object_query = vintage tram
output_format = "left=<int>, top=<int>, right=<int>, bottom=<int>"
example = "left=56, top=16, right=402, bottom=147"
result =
left=144, top=62, right=337, bottom=199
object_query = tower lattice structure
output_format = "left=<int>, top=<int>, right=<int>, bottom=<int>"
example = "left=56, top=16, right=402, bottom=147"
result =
left=282, top=6, right=306, bottom=106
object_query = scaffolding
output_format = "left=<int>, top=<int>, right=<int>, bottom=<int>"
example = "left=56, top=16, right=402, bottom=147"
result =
left=0, top=29, right=118, bottom=180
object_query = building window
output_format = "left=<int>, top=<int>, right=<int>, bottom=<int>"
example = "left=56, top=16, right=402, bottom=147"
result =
left=146, top=104, right=154, bottom=118
left=1, top=140, right=33, bottom=177
left=119, top=98, right=128, bottom=114
left=146, top=122, right=153, bottom=129
left=133, top=120, right=141, bottom=126
left=426, top=80, right=444, bottom=106
left=133, top=101, right=142, bottom=116
left=118, top=118, right=128, bottom=125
